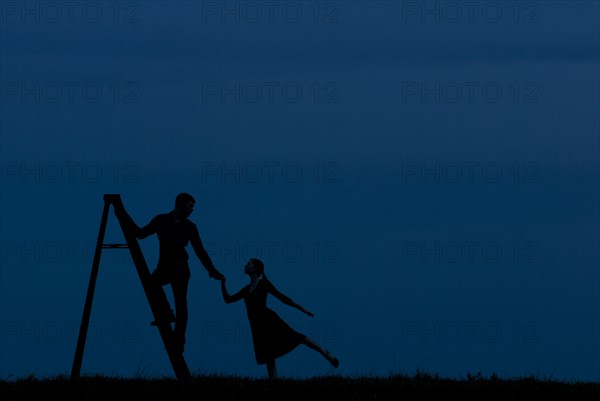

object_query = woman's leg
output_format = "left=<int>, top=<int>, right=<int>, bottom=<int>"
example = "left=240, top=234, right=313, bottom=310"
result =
left=266, top=360, right=277, bottom=379
left=301, top=337, right=339, bottom=368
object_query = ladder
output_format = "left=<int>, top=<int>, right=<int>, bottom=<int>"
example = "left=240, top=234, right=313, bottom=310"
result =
left=71, top=194, right=191, bottom=380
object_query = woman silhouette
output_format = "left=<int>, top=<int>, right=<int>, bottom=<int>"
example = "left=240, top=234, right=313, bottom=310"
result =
left=220, top=258, right=339, bottom=379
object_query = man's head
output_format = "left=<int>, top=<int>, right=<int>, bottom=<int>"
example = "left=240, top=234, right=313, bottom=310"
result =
left=175, top=193, right=195, bottom=218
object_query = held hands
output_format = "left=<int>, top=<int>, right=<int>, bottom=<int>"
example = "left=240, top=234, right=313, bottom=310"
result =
left=210, top=269, right=225, bottom=281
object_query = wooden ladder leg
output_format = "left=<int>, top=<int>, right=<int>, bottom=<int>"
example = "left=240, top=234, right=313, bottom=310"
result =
left=71, top=196, right=111, bottom=378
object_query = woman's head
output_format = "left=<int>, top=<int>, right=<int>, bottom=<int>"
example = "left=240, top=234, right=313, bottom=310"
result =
left=244, top=258, right=264, bottom=276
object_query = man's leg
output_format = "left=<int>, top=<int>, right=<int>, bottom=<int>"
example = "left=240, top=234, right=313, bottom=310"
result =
left=149, top=268, right=175, bottom=326
left=170, top=268, right=190, bottom=352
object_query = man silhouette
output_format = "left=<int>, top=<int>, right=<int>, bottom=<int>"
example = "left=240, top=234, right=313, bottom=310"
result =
left=115, top=192, right=224, bottom=353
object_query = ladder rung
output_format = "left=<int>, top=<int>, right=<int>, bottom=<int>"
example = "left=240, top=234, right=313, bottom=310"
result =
left=102, top=243, right=128, bottom=249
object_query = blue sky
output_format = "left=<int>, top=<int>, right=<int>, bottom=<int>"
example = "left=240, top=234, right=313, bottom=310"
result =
left=1, top=1, right=598, bottom=382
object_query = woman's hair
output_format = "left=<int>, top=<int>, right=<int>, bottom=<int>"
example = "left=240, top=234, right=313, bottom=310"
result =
left=250, top=258, right=264, bottom=276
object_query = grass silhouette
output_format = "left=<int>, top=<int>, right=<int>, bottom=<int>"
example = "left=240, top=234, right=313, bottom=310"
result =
left=1, top=371, right=598, bottom=401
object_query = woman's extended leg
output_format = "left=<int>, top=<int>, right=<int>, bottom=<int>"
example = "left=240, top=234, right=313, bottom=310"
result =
left=301, top=337, right=339, bottom=368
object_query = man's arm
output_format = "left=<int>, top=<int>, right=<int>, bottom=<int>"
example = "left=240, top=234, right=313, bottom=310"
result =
left=135, top=220, right=156, bottom=239
left=190, top=225, right=224, bottom=280
left=113, top=205, right=156, bottom=239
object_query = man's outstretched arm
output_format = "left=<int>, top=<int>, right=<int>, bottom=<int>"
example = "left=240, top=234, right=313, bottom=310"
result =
left=190, top=227, right=224, bottom=280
